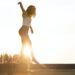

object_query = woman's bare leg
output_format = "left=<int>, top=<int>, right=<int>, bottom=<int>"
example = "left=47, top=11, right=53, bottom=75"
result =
left=27, top=36, right=39, bottom=64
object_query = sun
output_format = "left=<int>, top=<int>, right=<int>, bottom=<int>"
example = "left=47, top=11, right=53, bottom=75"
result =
left=23, top=44, right=32, bottom=60
left=23, top=43, right=40, bottom=64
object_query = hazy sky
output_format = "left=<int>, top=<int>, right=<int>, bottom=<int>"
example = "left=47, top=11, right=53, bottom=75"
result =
left=0, top=0, right=75, bottom=63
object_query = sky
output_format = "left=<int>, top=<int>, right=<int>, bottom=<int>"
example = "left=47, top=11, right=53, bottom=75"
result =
left=0, top=0, right=75, bottom=63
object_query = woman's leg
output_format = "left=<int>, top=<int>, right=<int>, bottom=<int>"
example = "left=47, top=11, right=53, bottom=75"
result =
left=21, top=34, right=39, bottom=64
left=20, top=35, right=27, bottom=62
left=27, top=35, right=39, bottom=64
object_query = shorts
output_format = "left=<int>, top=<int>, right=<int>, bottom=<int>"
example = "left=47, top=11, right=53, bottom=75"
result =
left=19, top=25, right=29, bottom=36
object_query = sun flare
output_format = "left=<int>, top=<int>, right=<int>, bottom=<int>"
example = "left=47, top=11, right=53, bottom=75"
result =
left=23, top=44, right=32, bottom=59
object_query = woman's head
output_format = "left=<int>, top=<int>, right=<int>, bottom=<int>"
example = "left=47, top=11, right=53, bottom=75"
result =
left=26, top=5, right=36, bottom=17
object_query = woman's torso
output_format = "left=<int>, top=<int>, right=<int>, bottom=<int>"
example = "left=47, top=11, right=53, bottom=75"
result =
left=22, top=13, right=31, bottom=27
left=19, top=13, right=32, bottom=36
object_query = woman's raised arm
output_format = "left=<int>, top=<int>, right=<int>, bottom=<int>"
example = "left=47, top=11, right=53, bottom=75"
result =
left=18, top=2, right=25, bottom=13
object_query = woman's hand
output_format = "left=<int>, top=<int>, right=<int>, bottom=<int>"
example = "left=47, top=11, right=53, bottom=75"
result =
left=30, top=26, right=34, bottom=34
left=18, top=2, right=22, bottom=5
left=31, top=29, right=34, bottom=34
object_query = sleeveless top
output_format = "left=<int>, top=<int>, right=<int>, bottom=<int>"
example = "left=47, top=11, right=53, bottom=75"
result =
left=22, top=15, right=31, bottom=27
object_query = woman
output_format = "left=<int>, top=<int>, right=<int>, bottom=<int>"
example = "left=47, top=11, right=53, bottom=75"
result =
left=18, top=2, right=38, bottom=63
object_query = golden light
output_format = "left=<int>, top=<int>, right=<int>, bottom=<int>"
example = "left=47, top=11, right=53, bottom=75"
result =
left=23, top=44, right=32, bottom=60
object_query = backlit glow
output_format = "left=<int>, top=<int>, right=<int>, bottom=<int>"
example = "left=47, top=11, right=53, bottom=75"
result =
left=24, top=44, right=32, bottom=59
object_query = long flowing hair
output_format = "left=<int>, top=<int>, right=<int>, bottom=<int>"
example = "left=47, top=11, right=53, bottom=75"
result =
left=26, top=5, right=36, bottom=17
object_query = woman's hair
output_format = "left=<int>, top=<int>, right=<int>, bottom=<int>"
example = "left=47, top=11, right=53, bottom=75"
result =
left=26, top=5, right=36, bottom=17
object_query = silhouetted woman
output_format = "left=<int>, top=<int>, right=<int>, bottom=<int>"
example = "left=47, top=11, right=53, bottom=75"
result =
left=18, top=2, right=38, bottom=63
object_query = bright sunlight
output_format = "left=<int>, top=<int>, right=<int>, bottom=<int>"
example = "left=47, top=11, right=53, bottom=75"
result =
left=24, top=44, right=32, bottom=59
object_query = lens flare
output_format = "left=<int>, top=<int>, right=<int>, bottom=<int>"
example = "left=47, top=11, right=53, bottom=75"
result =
left=24, top=44, right=32, bottom=59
